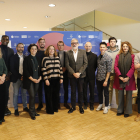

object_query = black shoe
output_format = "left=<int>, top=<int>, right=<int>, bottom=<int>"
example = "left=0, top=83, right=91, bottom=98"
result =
left=124, top=114, right=129, bottom=118
left=36, top=104, right=43, bottom=111
left=6, top=108, right=11, bottom=115
left=68, top=107, right=76, bottom=113
left=79, top=107, right=84, bottom=114
left=64, top=103, right=70, bottom=109
left=84, top=104, right=87, bottom=110
left=58, top=104, right=61, bottom=109
left=23, top=107, right=29, bottom=112
left=31, top=116, right=36, bottom=120
left=54, top=110, right=58, bottom=112
left=14, top=109, right=19, bottom=116
left=0, top=121, right=2, bottom=125
left=35, top=113, right=40, bottom=116
left=90, top=105, right=94, bottom=111
left=4, top=112, right=8, bottom=116
left=2, top=119, right=5, bottom=122
left=117, top=112, right=124, bottom=116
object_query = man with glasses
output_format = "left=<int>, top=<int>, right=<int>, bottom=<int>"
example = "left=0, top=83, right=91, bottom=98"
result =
left=65, top=38, right=88, bottom=114
left=57, top=41, right=70, bottom=109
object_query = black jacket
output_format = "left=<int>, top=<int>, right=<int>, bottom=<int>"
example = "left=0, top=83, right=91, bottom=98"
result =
left=23, top=54, right=41, bottom=90
left=0, top=45, right=14, bottom=72
left=10, top=53, right=25, bottom=83
left=86, top=51, right=97, bottom=80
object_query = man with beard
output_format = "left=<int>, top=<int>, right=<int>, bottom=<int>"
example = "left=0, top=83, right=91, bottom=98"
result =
left=0, top=35, right=14, bottom=116
left=10, top=43, right=29, bottom=116
left=65, top=38, right=88, bottom=114
left=106, top=37, right=119, bottom=109
left=36, top=38, right=46, bottom=111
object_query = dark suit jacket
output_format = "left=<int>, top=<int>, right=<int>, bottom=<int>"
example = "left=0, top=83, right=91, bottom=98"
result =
left=65, top=49, right=88, bottom=78
left=58, top=51, right=68, bottom=75
left=0, top=45, right=14, bottom=72
left=86, top=51, right=97, bottom=80
left=23, top=54, right=41, bottom=90
left=10, top=53, right=25, bottom=83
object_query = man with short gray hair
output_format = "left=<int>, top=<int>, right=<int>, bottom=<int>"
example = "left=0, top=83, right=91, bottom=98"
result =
left=65, top=38, right=88, bottom=114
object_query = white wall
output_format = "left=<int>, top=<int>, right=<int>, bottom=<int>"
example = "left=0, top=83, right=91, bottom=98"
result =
left=95, top=11, right=140, bottom=51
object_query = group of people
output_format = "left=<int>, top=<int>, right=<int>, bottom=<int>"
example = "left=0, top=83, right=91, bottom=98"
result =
left=0, top=35, right=140, bottom=124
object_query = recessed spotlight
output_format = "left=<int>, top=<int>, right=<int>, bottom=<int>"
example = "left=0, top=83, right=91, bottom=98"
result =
left=23, top=27, right=27, bottom=28
left=45, top=16, right=50, bottom=18
left=0, top=1, right=5, bottom=3
left=5, top=19, right=10, bottom=21
left=49, top=4, right=55, bottom=7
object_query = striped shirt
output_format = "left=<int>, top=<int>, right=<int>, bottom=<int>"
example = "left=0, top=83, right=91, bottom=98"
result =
left=96, top=53, right=112, bottom=81
left=42, top=56, right=63, bottom=80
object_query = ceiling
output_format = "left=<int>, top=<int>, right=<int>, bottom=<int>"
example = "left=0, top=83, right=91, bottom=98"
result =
left=0, top=0, right=140, bottom=35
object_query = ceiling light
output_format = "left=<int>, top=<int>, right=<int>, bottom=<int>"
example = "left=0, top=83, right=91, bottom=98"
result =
left=45, top=16, right=50, bottom=18
left=5, top=19, right=10, bottom=21
left=23, top=27, right=27, bottom=28
left=49, top=4, right=55, bottom=7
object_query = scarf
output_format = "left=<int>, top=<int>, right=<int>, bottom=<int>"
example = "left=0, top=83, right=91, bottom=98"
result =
left=118, top=52, right=132, bottom=88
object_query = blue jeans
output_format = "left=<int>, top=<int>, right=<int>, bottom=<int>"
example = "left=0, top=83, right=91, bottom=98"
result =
left=13, top=79, right=27, bottom=110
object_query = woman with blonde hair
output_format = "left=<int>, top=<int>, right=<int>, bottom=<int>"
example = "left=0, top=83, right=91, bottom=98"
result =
left=113, top=41, right=136, bottom=117
left=42, top=45, right=63, bottom=114
left=0, top=48, right=7, bottom=124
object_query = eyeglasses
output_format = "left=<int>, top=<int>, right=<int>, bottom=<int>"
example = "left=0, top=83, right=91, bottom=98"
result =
left=58, top=45, right=64, bottom=47
left=71, top=42, right=78, bottom=45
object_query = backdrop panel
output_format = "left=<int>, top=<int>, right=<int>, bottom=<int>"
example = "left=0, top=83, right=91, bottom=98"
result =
left=5, top=31, right=102, bottom=104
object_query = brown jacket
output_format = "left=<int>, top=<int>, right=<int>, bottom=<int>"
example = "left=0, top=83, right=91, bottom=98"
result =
left=65, top=49, right=88, bottom=78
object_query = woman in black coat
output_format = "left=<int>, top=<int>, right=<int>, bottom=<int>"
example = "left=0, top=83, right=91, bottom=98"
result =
left=23, top=44, right=41, bottom=120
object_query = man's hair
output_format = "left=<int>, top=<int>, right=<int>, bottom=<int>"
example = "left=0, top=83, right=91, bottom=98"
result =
left=38, top=38, right=45, bottom=42
left=71, top=38, right=78, bottom=43
left=108, top=37, right=117, bottom=43
left=100, top=42, right=107, bottom=47
left=57, top=41, right=64, bottom=46
left=16, top=43, right=24, bottom=47
left=1, top=35, right=9, bottom=40
left=27, top=44, right=38, bottom=53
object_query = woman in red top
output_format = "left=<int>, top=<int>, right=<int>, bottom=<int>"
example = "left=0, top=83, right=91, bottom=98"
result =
left=113, top=41, right=136, bottom=118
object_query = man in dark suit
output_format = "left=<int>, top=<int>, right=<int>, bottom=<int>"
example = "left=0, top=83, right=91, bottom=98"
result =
left=0, top=35, right=14, bottom=116
left=83, top=42, right=97, bottom=110
left=36, top=38, right=46, bottom=111
left=65, top=38, right=88, bottom=114
left=10, top=43, right=29, bottom=116
left=57, top=41, right=70, bottom=109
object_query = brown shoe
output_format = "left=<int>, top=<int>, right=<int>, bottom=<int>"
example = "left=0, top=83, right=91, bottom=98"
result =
left=134, top=114, right=140, bottom=122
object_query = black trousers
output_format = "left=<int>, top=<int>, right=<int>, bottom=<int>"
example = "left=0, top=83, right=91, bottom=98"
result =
left=37, top=80, right=44, bottom=106
left=137, top=78, right=140, bottom=113
left=28, top=82, right=39, bottom=117
left=5, top=80, right=10, bottom=107
left=70, top=78, right=84, bottom=108
left=83, top=77, right=95, bottom=106
left=44, top=79, right=60, bottom=114
left=96, top=79, right=110, bottom=107
left=63, top=71, right=69, bottom=103
left=0, top=82, right=6, bottom=121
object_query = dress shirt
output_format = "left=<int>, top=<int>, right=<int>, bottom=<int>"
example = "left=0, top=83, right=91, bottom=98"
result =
left=72, top=49, right=78, bottom=62
left=17, top=53, right=23, bottom=75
